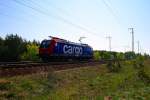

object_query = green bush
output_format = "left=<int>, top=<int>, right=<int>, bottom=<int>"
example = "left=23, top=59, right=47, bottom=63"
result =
left=138, top=68, right=150, bottom=84
left=21, top=44, right=39, bottom=61
left=106, top=60, right=121, bottom=72
left=132, top=55, right=144, bottom=69
left=131, top=55, right=150, bottom=84
left=94, top=51, right=100, bottom=60
left=116, top=52, right=125, bottom=60
left=124, top=51, right=136, bottom=60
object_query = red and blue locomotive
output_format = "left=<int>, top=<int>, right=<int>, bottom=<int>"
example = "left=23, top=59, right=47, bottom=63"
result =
left=39, top=37, right=93, bottom=61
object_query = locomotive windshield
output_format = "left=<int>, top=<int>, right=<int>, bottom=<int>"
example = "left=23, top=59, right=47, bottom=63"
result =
left=40, top=40, right=51, bottom=48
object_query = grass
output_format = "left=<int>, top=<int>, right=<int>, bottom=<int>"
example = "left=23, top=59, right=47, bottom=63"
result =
left=0, top=60, right=150, bottom=100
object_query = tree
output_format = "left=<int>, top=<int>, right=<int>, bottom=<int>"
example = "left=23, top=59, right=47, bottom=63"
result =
left=32, top=39, right=40, bottom=46
left=116, top=52, right=125, bottom=60
left=21, top=43, right=39, bottom=61
left=0, top=37, right=6, bottom=61
left=124, top=51, right=136, bottom=60
left=94, top=51, right=100, bottom=60
left=102, top=51, right=111, bottom=60
left=0, top=34, right=27, bottom=61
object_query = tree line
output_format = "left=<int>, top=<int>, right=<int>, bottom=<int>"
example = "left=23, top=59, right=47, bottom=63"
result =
left=0, top=34, right=149, bottom=62
left=0, top=34, right=40, bottom=61
left=94, top=50, right=150, bottom=60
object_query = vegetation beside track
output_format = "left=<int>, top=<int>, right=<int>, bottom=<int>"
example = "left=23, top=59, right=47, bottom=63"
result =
left=1, top=34, right=150, bottom=62
left=0, top=34, right=40, bottom=62
left=0, top=59, right=150, bottom=100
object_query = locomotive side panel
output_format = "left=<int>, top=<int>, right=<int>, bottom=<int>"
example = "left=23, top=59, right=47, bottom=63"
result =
left=53, top=42, right=93, bottom=59
left=53, top=42, right=83, bottom=58
left=82, top=46, right=93, bottom=59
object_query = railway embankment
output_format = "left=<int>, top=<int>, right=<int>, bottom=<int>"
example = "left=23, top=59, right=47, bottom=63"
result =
left=0, top=60, right=150, bottom=99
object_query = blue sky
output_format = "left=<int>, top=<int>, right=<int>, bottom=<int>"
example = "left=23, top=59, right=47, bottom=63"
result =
left=0, top=0, right=150, bottom=54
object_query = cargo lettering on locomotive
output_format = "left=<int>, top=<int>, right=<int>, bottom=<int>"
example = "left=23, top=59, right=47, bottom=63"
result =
left=63, top=45, right=82, bottom=55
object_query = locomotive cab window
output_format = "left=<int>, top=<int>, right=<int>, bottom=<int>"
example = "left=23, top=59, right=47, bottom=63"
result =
left=40, top=40, right=51, bottom=48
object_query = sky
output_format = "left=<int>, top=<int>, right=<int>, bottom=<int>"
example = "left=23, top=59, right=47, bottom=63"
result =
left=0, top=0, right=150, bottom=54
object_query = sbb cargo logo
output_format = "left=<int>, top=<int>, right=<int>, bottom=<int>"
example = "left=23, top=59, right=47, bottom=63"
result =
left=63, top=45, right=82, bottom=55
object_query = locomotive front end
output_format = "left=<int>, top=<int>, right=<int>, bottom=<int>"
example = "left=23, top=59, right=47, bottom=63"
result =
left=39, top=39, right=56, bottom=61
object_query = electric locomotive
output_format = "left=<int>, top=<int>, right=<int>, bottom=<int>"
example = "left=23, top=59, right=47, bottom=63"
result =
left=39, top=36, right=93, bottom=61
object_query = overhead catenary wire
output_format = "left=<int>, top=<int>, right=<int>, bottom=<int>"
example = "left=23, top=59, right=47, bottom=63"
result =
left=42, top=0, right=95, bottom=29
left=105, top=0, right=118, bottom=13
left=0, top=10, right=28, bottom=22
left=101, top=0, right=120, bottom=24
left=28, top=0, right=107, bottom=40
left=12, top=0, right=103, bottom=38
left=30, top=0, right=106, bottom=38
left=0, top=1, right=61, bottom=32
left=0, top=1, right=39, bottom=23
left=99, top=0, right=126, bottom=29
left=35, top=0, right=72, bottom=17
left=95, top=0, right=131, bottom=52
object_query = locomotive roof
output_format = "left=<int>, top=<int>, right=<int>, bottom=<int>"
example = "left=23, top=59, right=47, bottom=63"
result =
left=43, top=37, right=90, bottom=47
left=54, top=38, right=89, bottom=46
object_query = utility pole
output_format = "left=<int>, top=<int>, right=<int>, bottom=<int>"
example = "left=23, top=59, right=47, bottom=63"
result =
left=129, top=28, right=134, bottom=52
left=106, top=36, right=112, bottom=51
left=137, top=41, right=140, bottom=54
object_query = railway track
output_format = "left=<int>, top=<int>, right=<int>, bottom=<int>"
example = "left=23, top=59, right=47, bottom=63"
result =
left=0, top=60, right=106, bottom=77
